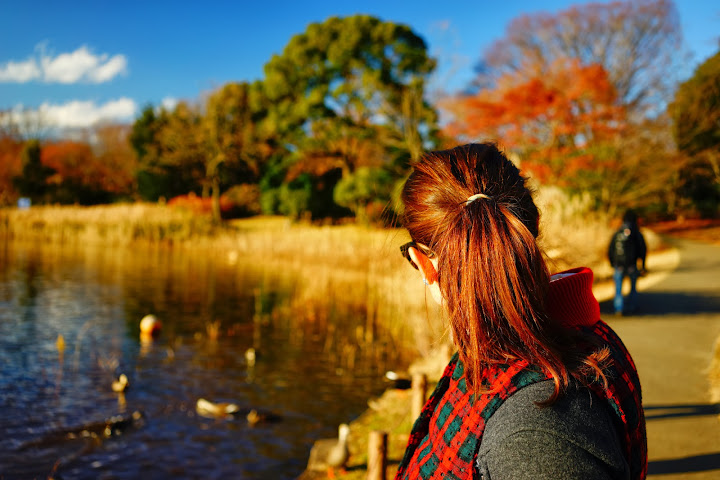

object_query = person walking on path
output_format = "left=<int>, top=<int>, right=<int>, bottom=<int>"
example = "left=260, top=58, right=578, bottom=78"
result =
left=395, top=143, right=647, bottom=479
left=608, top=210, right=647, bottom=316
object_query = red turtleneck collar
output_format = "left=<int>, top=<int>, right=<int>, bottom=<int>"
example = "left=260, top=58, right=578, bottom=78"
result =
left=547, top=267, right=600, bottom=328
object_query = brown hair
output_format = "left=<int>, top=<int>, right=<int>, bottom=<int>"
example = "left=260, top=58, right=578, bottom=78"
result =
left=402, top=143, right=607, bottom=403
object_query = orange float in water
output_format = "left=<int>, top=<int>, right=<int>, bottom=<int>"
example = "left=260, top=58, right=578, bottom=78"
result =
left=139, top=314, right=162, bottom=339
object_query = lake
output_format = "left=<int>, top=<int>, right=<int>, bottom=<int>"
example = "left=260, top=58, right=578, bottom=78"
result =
left=0, top=239, right=411, bottom=479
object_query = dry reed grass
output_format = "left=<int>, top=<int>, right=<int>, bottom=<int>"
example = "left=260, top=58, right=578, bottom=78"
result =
left=536, top=186, right=614, bottom=275
left=217, top=222, right=449, bottom=360
left=0, top=195, right=623, bottom=362
left=0, top=203, right=218, bottom=245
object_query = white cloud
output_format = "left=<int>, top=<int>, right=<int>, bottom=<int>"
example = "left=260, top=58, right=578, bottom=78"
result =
left=0, top=45, right=127, bottom=84
left=41, top=46, right=127, bottom=84
left=41, top=47, right=97, bottom=83
left=0, top=57, right=41, bottom=82
left=161, top=96, right=178, bottom=111
left=38, top=97, right=138, bottom=128
left=89, top=55, right=127, bottom=83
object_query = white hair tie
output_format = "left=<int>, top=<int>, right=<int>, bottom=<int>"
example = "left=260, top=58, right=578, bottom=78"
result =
left=465, top=193, right=490, bottom=206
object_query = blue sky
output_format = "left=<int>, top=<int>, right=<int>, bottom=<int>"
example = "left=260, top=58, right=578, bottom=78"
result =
left=1, top=0, right=718, bottom=130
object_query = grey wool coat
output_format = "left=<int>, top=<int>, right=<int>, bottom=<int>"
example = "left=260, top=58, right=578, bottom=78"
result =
left=476, top=380, right=630, bottom=479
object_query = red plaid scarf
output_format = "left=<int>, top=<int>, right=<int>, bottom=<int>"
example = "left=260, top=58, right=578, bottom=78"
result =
left=395, top=268, right=647, bottom=479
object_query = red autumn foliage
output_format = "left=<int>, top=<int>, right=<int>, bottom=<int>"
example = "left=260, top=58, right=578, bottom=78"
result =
left=0, top=137, right=24, bottom=204
left=481, top=0, right=680, bottom=116
left=42, top=141, right=95, bottom=186
left=93, top=124, right=137, bottom=195
left=443, top=58, right=625, bottom=183
left=41, top=139, right=133, bottom=195
left=167, top=192, right=234, bottom=215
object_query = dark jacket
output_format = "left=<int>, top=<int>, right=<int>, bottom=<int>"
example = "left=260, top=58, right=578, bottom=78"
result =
left=608, top=222, right=647, bottom=270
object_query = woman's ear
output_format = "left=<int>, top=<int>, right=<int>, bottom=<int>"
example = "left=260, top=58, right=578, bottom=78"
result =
left=408, top=247, right=438, bottom=285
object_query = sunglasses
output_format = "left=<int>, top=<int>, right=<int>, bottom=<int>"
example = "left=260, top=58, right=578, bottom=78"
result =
left=400, top=241, right=434, bottom=270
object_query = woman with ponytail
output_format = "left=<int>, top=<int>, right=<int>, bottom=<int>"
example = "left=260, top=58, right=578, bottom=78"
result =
left=395, top=144, right=647, bottom=479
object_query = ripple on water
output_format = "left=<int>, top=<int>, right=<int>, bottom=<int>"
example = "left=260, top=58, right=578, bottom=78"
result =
left=0, top=242, right=407, bottom=479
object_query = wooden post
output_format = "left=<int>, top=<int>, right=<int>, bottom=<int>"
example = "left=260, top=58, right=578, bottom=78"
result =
left=411, top=373, right=427, bottom=421
left=367, top=430, right=388, bottom=480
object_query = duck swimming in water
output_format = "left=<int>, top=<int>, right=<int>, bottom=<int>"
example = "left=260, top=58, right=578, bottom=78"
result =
left=112, top=374, right=129, bottom=393
left=16, top=411, right=145, bottom=451
left=195, top=398, right=239, bottom=419
left=245, top=408, right=283, bottom=426
left=245, top=347, right=257, bottom=367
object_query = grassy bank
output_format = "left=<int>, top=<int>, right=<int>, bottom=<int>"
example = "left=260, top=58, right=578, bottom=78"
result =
left=0, top=203, right=219, bottom=245
left=0, top=204, right=449, bottom=359
left=0, top=198, right=653, bottom=357
left=0, top=191, right=628, bottom=272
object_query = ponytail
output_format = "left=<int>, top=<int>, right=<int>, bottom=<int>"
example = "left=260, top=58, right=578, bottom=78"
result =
left=402, top=143, right=608, bottom=402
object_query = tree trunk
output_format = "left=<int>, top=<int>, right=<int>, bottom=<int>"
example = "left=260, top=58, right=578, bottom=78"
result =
left=211, top=176, right=221, bottom=223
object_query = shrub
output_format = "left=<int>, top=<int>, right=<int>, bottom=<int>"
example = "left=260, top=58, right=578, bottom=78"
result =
left=167, top=192, right=233, bottom=215
left=223, top=184, right=262, bottom=218
left=334, top=167, right=394, bottom=225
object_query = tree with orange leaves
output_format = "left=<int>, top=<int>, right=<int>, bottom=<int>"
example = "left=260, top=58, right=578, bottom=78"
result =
left=0, top=136, right=24, bottom=205
left=92, top=123, right=137, bottom=198
left=41, top=140, right=95, bottom=203
left=446, top=59, right=624, bottom=184
left=474, top=0, right=682, bottom=118
left=41, top=138, right=131, bottom=204
left=444, top=0, right=683, bottom=215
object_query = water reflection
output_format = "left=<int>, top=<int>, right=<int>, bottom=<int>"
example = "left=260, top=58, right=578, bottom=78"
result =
left=0, top=239, right=411, bottom=479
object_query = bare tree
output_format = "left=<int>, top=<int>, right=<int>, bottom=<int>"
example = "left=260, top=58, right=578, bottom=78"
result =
left=0, top=106, right=52, bottom=140
left=476, top=0, right=684, bottom=118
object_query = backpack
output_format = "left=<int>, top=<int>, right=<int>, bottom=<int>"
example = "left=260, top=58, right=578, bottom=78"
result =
left=611, top=226, right=637, bottom=268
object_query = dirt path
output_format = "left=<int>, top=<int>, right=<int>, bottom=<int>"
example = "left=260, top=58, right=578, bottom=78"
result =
left=600, top=237, right=720, bottom=479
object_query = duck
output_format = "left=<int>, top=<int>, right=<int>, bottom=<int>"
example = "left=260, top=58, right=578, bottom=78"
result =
left=17, top=410, right=145, bottom=451
left=327, top=424, right=351, bottom=476
left=245, top=408, right=283, bottom=426
left=326, top=423, right=351, bottom=477
left=195, top=398, right=239, bottom=419
left=306, top=423, right=350, bottom=478
left=139, top=314, right=162, bottom=340
left=103, top=410, right=146, bottom=437
left=245, top=347, right=257, bottom=367
left=384, top=370, right=412, bottom=390
left=112, top=374, right=129, bottom=393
